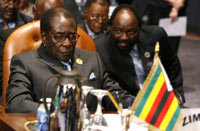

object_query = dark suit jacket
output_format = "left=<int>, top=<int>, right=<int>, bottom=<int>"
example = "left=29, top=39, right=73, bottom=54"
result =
left=78, top=22, right=109, bottom=40
left=94, top=25, right=185, bottom=102
left=6, top=45, right=132, bottom=113
left=0, top=28, right=16, bottom=96
left=0, top=12, right=33, bottom=32
left=0, top=13, right=33, bottom=103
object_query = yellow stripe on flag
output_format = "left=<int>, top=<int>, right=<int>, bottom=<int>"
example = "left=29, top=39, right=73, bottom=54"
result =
left=159, top=97, right=179, bottom=130
left=139, top=72, right=165, bottom=120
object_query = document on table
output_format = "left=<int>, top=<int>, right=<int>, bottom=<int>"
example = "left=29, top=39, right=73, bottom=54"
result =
left=159, top=16, right=187, bottom=36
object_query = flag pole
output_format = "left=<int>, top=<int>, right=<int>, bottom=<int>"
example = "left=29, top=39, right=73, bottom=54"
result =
left=153, top=42, right=160, bottom=64
left=130, top=42, right=161, bottom=113
left=155, top=42, right=160, bottom=56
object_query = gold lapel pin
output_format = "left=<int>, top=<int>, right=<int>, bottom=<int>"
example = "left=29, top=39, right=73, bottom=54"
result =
left=144, top=52, right=151, bottom=58
left=76, top=58, right=83, bottom=65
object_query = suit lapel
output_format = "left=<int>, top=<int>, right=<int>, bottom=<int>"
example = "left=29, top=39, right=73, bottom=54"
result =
left=137, top=32, right=154, bottom=75
left=72, top=49, right=83, bottom=72
left=37, top=45, right=85, bottom=74
left=37, top=45, right=63, bottom=73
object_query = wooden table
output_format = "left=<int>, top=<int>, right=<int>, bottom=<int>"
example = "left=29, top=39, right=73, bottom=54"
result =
left=0, top=113, right=37, bottom=131
left=0, top=112, right=117, bottom=130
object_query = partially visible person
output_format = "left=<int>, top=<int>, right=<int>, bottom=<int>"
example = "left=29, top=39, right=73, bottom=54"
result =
left=0, top=0, right=33, bottom=31
left=6, top=8, right=132, bottom=113
left=18, top=0, right=34, bottom=18
left=63, top=0, right=135, bottom=25
left=0, top=0, right=33, bottom=103
left=95, top=4, right=185, bottom=104
left=143, top=0, right=188, bottom=54
left=32, top=0, right=64, bottom=20
left=79, top=0, right=109, bottom=40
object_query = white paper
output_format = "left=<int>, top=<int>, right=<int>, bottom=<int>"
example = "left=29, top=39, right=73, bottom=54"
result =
left=179, top=108, right=200, bottom=131
left=109, top=6, right=117, bottom=18
left=103, top=114, right=148, bottom=131
left=159, top=16, right=187, bottom=36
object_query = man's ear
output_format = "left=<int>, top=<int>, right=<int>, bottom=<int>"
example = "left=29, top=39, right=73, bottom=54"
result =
left=41, top=31, right=46, bottom=41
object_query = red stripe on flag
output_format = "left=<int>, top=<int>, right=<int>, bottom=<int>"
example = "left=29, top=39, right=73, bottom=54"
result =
left=145, top=82, right=167, bottom=123
left=154, top=91, right=175, bottom=127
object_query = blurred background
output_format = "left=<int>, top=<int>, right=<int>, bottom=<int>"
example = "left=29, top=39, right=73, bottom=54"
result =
left=134, top=0, right=200, bottom=35
left=134, top=0, right=200, bottom=108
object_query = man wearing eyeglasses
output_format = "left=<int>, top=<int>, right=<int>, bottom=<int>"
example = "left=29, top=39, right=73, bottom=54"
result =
left=6, top=8, right=132, bottom=113
left=79, top=0, right=109, bottom=40
left=94, top=5, right=185, bottom=105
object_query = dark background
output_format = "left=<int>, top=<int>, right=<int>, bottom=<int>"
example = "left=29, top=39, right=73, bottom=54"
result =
left=29, top=0, right=200, bottom=35
left=134, top=0, right=200, bottom=35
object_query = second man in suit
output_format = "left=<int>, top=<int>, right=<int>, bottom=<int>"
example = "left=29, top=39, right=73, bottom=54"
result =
left=95, top=4, right=185, bottom=104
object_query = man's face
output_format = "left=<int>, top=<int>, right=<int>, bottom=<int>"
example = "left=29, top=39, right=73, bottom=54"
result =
left=111, top=9, right=139, bottom=52
left=84, top=2, right=109, bottom=34
left=0, top=0, right=19, bottom=22
left=42, top=15, right=79, bottom=62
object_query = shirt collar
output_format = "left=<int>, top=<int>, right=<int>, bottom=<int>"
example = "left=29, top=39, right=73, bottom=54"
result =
left=0, top=18, right=16, bottom=29
left=60, top=59, right=72, bottom=64
left=85, top=22, right=97, bottom=39
left=132, top=44, right=138, bottom=51
left=129, top=44, right=139, bottom=57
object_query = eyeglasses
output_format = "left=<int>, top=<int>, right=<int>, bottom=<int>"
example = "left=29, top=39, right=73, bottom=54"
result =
left=89, top=14, right=108, bottom=21
left=112, top=28, right=138, bottom=38
left=52, top=33, right=80, bottom=43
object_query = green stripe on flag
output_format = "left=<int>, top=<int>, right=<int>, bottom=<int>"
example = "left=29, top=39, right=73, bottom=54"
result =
left=166, top=106, right=181, bottom=131
left=135, top=65, right=162, bottom=117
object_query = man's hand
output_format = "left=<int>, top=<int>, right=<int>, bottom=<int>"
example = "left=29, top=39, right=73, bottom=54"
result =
left=169, top=7, right=178, bottom=22
left=168, top=0, right=185, bottom=22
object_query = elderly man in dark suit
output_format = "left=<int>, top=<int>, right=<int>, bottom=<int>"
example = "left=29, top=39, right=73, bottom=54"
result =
left=94, top=4, right=185, bottom=105
left=6, top=8, right=132, bottom=113
left=0, top=0, right=63, bottom=104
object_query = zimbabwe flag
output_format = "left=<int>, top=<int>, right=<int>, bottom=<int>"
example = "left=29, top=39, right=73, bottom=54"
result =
left=131, top=47, right=182, bottom=131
